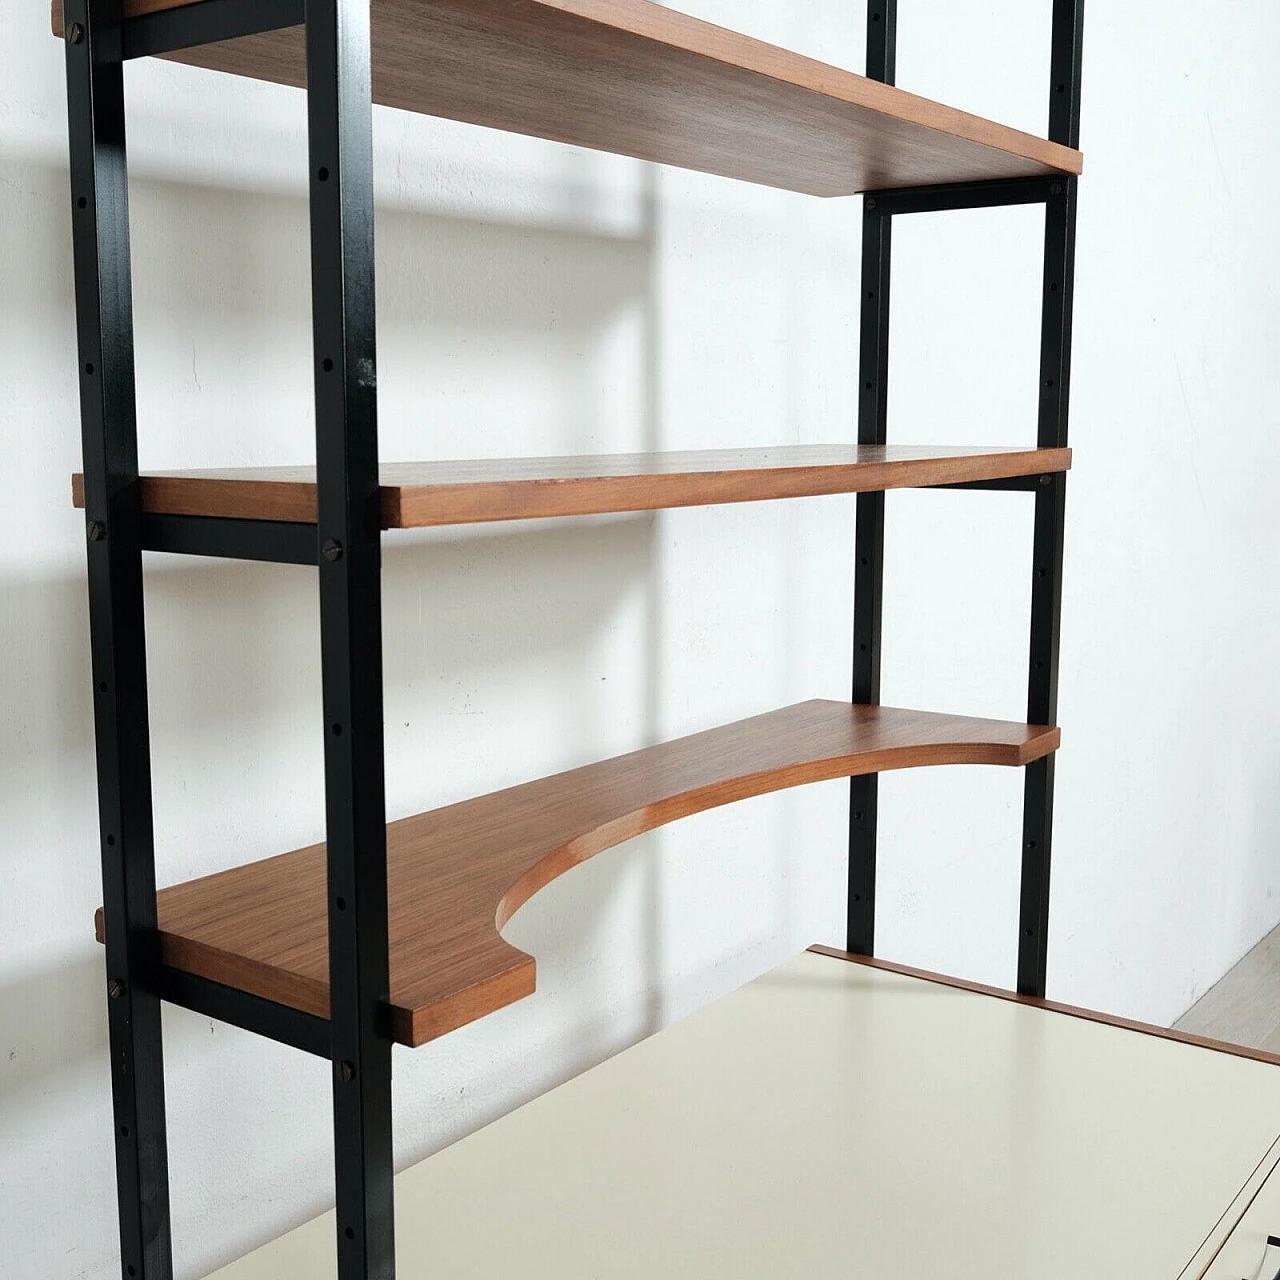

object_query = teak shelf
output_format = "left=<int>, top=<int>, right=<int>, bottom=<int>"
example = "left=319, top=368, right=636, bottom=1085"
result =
left=52, top=0, right=1083, bottom=197
left=59, top=1, right=1086, bottom=1278
left=93, top=702, right=1059, bottom=1047
left=72, top=445, right=1072, bottom=528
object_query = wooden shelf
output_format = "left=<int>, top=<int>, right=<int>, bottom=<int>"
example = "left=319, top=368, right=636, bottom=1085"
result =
left=72, top=445, right=1070, bottom=529
left=51, top=0, right=1082, bottom=197
left=95, top=701, right=1059, bottom=1047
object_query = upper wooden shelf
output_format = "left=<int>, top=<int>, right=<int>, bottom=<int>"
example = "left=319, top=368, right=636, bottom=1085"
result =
left=71, top=444, right=1070, bottom=528
left=94, top=700, right=1060, bottom=1047
left=51, top=0, right=1083, bottom=196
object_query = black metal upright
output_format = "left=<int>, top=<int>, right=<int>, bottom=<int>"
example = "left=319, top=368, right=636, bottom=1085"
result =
left=63, top=2, right=174, bottom=1277
left=1017, top=0, right=1085, bottom=998
left=846, top=0, right=897, bottom=958
left=848, top=0, right=1084, bottom=994
left=305, top=1, right=396, bottom=1276
left=64, top=0, right=394, bottom=1272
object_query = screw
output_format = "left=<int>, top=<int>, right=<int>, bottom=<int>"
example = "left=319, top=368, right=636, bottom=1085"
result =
left=107, top=979, right=126, bottom=999
left=67, top=21, right=85, bottom=44
left=336, top=1061, right=356, bottom=1083
left=1040, top=474, right=1051, bottom=486
left=1050, top=181, right=1064, bottom=197
left=866, top=197, right=878, bottom=211
left=88, top=520, right=106, bottom=542
left=321, top=539, right=343, bottom=562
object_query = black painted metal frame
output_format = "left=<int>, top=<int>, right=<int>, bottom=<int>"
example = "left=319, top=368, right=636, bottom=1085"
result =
left=62, top=0, right=1081, bottom=1275
left=120, top=0, right=303, bottom=59
left=304, top=0, right=396, bottom=1274
left=64, top=4, right=173, bottom=1273
left=847, top=0, right=1084, bottom=1004
left=140, top=513, right=319, bottom=563
left=65, top=0, right=392, bottom=1276
left=846, top=0, right=897, bottom=960
left=150, top=965, right=331, bottom=1057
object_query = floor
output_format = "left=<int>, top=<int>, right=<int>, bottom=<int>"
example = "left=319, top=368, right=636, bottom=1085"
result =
left=1175, top=924, right=1280, bottom=1054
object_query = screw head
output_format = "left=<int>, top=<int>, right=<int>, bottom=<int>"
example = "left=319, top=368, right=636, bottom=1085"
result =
left=336, top=1060, right=356, bottom=1083
left=1050, top=181, right=1064, bottom=198
left=87, top=519, right=106, bottom=542
left=67, top=21, right=85, bottom=44
left=1040, top=474, right=1051, bottom=486
left=321, top=539, right=343, bottom=563
left=866, top=197, right=878, bottom=212
left=107, top=979, right=126, bottom=999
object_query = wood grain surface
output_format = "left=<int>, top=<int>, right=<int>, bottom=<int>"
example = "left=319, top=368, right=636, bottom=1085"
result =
left=51, top=0, right=1082, bottom=196
left=71, top=445, right=1072, bottom=528
left=94, top=702, right=1059, bottom=1046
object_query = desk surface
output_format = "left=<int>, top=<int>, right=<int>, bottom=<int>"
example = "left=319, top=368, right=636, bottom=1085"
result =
left=207, top=950, right=1280, bottom=1279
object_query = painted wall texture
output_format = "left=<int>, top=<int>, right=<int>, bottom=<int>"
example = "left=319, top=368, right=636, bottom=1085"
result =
left=3, top=1, right=1280, bottom=1275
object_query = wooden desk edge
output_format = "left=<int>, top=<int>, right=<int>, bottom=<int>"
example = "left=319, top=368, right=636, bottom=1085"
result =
left=809, top=945, right=1280, bottom=1071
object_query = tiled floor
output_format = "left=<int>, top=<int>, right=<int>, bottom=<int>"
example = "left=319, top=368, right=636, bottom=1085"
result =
left=1175, top=925, right=1280, bottom=1054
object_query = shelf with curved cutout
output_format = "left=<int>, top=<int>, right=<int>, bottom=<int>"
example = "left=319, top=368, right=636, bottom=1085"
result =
left=95, top=701, right=1059, bottom=1046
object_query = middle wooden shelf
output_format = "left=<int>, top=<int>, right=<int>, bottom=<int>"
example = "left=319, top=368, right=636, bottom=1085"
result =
left=100, top=701, right=1059, bottom=1047
left=72, top=443, right=1070, bottom=528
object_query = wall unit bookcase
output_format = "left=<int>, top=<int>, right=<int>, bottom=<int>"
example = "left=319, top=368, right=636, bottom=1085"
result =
left=57, top=2, right=1100, bottom=1277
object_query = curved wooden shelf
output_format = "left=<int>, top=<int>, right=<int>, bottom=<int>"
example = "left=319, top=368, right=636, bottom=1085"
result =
left=70, top=445, right=1071, bottom=529
left=95, top=701, right=1059, bottom=1046
left=51, top=0, right=1081, bottom=197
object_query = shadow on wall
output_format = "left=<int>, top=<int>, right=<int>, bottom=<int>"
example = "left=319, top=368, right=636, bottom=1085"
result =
left=1, top=147, right=682, bottom=1122
left=0, top=515, right=657, bottom=1115
left=4, top=155, right=658, bottom=479
left=3, top=153, right=655, bottom=335
left=0, top=517, right=660, bottom=808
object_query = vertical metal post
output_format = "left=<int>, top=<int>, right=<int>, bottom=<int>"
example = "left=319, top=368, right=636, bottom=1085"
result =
left=1017, top=0, right=1084, bottom=997
left=63, top=2, right=174, bottom=1277
left=305, top=1, right=395, bottom=1276
left=847, top=0, right=896, bottom=956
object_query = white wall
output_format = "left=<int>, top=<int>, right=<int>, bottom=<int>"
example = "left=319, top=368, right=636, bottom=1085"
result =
left=3, top=0, right=1280, bottom=1275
